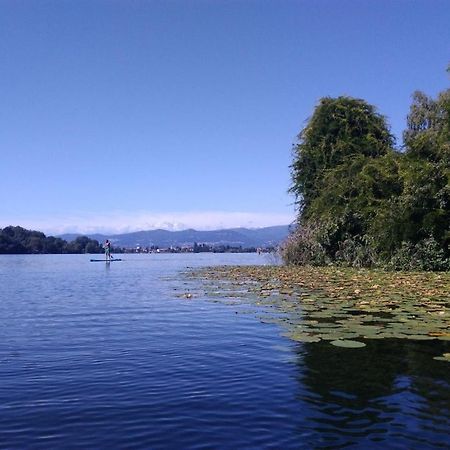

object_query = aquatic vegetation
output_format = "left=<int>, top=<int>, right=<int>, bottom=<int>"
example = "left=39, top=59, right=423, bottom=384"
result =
left=433, top=353, right=450, bottom=362
left=187, top=265, right=450, bottom=356
left=330, top=340, right=366, bottom=348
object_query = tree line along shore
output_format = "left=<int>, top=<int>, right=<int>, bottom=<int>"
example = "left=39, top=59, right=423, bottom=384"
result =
left=0, top=226, right=274, bottom=255
left=283, top=71, right=449, bottom=271
left=0, top=226, right=104, bottom=254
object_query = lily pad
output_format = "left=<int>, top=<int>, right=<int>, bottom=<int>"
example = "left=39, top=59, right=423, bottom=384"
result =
left=433, top=352, right=450, bottom=362
left=285, top=332, right=322, bottom=343
left=330, top=340, right=367, bottom=348
left=187, top=265, right=450, bottom=345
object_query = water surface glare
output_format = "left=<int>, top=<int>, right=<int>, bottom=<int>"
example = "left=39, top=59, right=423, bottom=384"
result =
left=0, top=254, right=448, bottom=449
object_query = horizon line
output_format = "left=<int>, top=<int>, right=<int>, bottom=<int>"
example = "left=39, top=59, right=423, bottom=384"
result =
left=0, top=210, right=296, bottom=236
left=55, top=223, right=292, bottom=236
left=1, top=223, right=293, bottom=237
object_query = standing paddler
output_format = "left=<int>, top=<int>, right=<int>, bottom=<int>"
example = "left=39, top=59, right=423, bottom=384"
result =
left=104, top=239, right=112, bottom=261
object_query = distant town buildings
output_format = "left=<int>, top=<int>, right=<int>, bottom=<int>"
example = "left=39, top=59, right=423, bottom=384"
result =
left=117, top=243, right=275, bottom=254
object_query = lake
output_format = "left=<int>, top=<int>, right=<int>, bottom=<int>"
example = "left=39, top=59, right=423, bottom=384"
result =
left=0, top=254, right=448, bottom=449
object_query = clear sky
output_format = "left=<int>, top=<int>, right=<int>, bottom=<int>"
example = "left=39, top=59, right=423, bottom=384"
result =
left=1, top=0, right=449, bottom=234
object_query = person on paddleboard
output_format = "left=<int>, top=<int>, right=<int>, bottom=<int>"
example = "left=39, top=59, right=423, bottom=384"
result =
left=104, top=239, right=112, bottom=261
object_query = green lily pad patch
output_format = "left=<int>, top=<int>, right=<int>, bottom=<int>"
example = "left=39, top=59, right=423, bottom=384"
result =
left=185, top=265, right=450, bottom=360
left=330, top=340, right=367, bottom=348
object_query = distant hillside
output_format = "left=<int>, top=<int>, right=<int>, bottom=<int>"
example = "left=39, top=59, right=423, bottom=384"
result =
left=60, top=225, right=290, bottom=248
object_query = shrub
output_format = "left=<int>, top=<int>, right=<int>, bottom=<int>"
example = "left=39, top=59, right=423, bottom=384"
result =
left=280, top=222, right=329, bottom=266
left=388, top=237, right=450, bottom=271
left=334, top=235, right=378, bottom=268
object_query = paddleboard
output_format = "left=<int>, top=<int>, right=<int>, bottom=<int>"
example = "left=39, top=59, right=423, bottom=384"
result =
left=90, top=259, right=122, bottom=262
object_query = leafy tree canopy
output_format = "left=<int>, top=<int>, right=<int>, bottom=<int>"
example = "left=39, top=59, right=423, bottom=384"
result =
left=404, top=89, right=450, bottom=162
left=290, top=96, right=394, bottom=212
left=285, top=82, right=449, bottom=271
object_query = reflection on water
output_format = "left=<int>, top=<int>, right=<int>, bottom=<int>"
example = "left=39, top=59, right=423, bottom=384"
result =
left=296, top=339, right=449, bottom=448
left=0, top=254, right=448, bottom=449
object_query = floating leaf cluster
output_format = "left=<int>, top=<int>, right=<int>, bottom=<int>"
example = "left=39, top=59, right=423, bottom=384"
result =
left=187, top=266, right=450, bottom=352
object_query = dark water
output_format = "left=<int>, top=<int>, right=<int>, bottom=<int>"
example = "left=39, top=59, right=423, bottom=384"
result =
left=0, top=254, right=448, bottom=449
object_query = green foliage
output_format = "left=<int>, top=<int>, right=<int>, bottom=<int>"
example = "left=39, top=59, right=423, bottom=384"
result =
left=290, top=96, right=394, bottom=212
left=281, top=219, right=379, bottom=269
left=280, top=221, right=329, bottom=266
left=0, top=226, right=103, bottom=254
left=286, top=84, right=450, bottom=271
left=64, top=236, right=102, bottom=254
left=403, top=90, right=450, bottom=162
left=388, top=237, right=450, bottom=272
left=334, top=235, right=379, bottom=268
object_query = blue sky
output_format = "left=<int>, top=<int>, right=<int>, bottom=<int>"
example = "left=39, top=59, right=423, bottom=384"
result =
left=1, top=0, right=449, bottom=234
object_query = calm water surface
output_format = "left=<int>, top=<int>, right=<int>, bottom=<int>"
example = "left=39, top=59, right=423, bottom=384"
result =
left=0, top=254, right=448, bottom=449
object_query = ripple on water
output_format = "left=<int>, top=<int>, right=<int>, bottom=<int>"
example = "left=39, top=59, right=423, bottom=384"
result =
left=0, top=254, right=449, bottom=449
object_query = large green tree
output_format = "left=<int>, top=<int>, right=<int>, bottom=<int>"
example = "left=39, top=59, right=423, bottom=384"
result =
left=285, top=86, right=449, bottom=270
left=400, top=88, right=450, bottom=257
left=290, top=96, right=394, bottom=214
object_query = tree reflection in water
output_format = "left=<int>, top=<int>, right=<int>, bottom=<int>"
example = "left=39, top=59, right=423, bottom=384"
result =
left=293, top=339, right=450, bottom=449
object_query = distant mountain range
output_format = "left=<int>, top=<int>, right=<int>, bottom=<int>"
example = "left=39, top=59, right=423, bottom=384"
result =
left=59, top=225, right=291, bottom=249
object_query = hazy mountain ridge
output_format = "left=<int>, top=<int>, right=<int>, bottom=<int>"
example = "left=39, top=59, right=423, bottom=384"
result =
left=59, top=225, right=290, bottom=248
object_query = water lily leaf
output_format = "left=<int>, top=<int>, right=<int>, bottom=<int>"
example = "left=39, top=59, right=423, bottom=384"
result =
left=433, top=356, right=450, bottom=362
left=188, top=265, right=450, bottom=344
left=287, top=332, right=321, bottom=343
left=314, top=322, right=340, bottom=328
left=429, top=331, right=450, bottom=337
left=320, top=333, right=357, bottom=341
left=404, top=334, right=435, bottom=340
left=330, top=340, right=366, bottom=348
left=302, top=320, right=319, bottom=325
